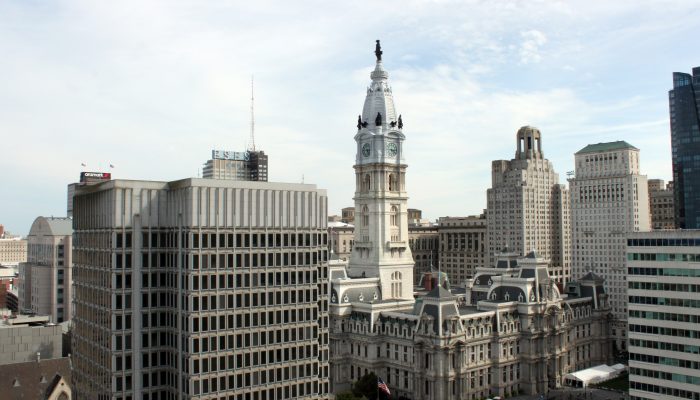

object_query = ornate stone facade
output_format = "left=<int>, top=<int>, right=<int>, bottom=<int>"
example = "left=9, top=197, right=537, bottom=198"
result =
left=329, top=42, right=612, bottom=400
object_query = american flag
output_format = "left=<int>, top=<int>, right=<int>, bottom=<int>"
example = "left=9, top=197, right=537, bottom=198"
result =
left=377, top=377, right=391, bottom=396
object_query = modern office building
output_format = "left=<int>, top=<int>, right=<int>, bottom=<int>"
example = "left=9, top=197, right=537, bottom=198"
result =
left=71, top=178, right=329, bottom=399
left=202, top=149, right=268, bottom=181
left=648, top=179, right=675, bottom=230
left=627, top=230, right=700, bottom=400
left=669, top=67, right=700, bottom=229
left=487, top=126, right=571, bottom=285
left=18, top=216, right=73, bottom=322
left=569, top=141, right=650, bottom=349
left=438, top=215, right=487, bottom=285
left=0, top=237, right=27, bottom=265
left=328, top=41, right=612, bottom=400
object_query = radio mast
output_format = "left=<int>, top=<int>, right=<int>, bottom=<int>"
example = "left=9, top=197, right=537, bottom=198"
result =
left=248, top=75, right=256, bottom=152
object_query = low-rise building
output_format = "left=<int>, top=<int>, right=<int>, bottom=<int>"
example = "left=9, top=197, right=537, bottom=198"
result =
left=0, top=237, right=27, bottom=265
left=0, top=314, right=63, bottom=365
left=648, top=179, right=675, bottom=230
left=438, top=215, right=487, bottom=285
left=0, top=356, right=72, bottom=399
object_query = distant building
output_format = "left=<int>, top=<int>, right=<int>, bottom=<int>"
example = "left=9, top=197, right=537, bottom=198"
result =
left=341, top=207, right=355, bottom=224
left=0, top=356, right=72, bottom=399
left=0, top=267, right=17, bottom=310
left=202, top=149, right=268, bottom=181
left=71, top=178, right=329, bottom=399
left=627, top=230, right=700, bottom=400
left=487, top=126, right=571, bottom=285
left=0, top=314, right=63, bottom=365
left=328, top=221, right=355, bottom=261
left=408, top=224, right=439, bottom=284
left=18, top=217, right=73, bottom=323
left=438, top=215, right=487, bottom=285
left=648, top=179, right=675, bottom=230
left=670, top=67, right=700, bottom=229
left=569, top=141, right=650, bottom=350
left=0, top=237, right=27, bottom=266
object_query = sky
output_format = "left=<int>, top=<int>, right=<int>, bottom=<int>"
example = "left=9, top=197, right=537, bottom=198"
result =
left=1, top=0, right=699, bottom=236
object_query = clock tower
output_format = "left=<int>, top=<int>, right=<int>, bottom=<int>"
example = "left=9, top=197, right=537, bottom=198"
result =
left=348, top=41, right=414, bottom=300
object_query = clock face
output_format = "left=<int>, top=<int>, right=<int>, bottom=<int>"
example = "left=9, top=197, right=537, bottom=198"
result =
left=386, top=142, right=398, bottom=157
left=361, top=143, right=371, bottom=158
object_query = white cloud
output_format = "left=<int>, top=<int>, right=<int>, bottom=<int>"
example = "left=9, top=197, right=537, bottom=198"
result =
left=0, top=0, right=696, bottom=233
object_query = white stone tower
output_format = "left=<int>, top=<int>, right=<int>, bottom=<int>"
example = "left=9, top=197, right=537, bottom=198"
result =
left=347, top=41, right=414, bottom=300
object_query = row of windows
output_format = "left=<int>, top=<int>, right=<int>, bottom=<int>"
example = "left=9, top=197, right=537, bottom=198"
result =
left=190, top=306, right=318, bottom=331
left=630, top=323, right=700, bottom=339
left=631, top=367, right=700, bottom=385
left=190, top=329, right=320, bottom=354
left=187, top=251, right=327, bottom=270
left=629, top=295, right=700, bottom=308
left=115, top=232, right=328, bottom=250
left=190, top=290, right=317, bottom=312
left=628, top=267, right=700, bottom=277
left=191, top=346, right=317, bottom=373
left=630, top=309, right=700, bottom=324
left=630, top=337, right=700, bottom=353
left=630, top=352, right=700, bottom=369
left=191, top=270, right=319, bottom=291
left=192, top=377, right=320, bottom=398
left=630, top=380, right=700, bottom=400
left=627, top=252, right=700, bottom=262
left=628, top=237, right=700, bottom=247
left=628, top=281, right=700, bottom=292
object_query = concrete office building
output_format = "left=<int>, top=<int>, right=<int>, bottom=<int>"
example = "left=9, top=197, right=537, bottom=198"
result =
left=648, top=179, right=675, bottom=230
left=71, top=178, right=330, bottom=399
left=202, top=150, right=268, bottom=181
left=18, top=217, right=73, bottom=322
left=487, top=126, right=571, bottom=285
left=0, top=237, right=27, bottom=265
left=570, top=141, right=650, bottom=349
left=627, top=230, right=700, bottom=400
left=669, top=67, right=700, bottom=229
left=438, top=215, right=487, bottom=285
left=0, top=314, right=63, bottom=365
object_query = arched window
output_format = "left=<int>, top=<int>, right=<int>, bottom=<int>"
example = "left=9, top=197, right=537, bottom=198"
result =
left=391, top=271, right=402, bottom=298
left=388, top=173, right=398, bottom=191
left=390, top=205, right=399, bottom=226
left=362, top=205, right=369, bottom=227
left=362, top=174, right=371, bottom=192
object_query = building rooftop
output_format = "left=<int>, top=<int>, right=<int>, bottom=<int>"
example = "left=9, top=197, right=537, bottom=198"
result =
left=575, top=141, right=638, bottom=154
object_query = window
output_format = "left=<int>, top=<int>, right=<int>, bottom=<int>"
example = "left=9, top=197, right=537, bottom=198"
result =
left=390, top=206, right=399, bottom=227
left=362, top=174, right=371, bottom=192
left=361, top=206, right=369, bottom=227
left=389, top=173, right=398, bottom=191
left=391, top=271, right=402, bottom=298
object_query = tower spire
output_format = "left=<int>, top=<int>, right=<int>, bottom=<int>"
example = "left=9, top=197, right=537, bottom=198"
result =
left=248, top=75, right=256, bottom=152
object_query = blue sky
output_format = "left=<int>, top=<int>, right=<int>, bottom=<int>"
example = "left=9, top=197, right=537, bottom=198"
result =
left=1, top=0, right=699, bottom=235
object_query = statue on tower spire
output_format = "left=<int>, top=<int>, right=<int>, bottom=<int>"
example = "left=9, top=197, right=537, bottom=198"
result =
left=375, top=40, right=382, bottom=61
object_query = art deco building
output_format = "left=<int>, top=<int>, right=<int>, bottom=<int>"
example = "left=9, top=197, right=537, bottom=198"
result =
left=438, top=215, right=487, bottom=285
left=329, top=42, right=611, bottom=400
left=18, top=216, right=73, bottom=322
left=71, top=178, right=329, bottom=399
left=648, top=179, right=674, bottom=230
left=669, top=67, right=700, bottom=229
left=569, top=141, right=650, bottom=349
left=487, top=127, right=571, bottom=285
left=627, top=231, right=700, bottom=400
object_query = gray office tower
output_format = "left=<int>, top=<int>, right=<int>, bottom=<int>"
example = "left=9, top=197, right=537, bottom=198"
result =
left=71, top=178, right=330, bottom=399
left=670, top=67, right=700, bottom=229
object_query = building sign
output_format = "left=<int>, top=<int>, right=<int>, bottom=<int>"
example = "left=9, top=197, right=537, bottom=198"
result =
left=212, top=150, right=250, bottom=161
left=80, top=171, right=112, bottom=184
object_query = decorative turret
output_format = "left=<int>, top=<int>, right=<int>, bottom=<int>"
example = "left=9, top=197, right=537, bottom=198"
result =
left=358, top=40, right=400, bottom=133
left=515, top=125, right=543, bottom=160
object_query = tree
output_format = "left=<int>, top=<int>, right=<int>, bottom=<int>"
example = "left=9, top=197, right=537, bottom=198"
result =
left=336, top=391, right=362, bottom=400
left=352, top=372, right=379, bottom=400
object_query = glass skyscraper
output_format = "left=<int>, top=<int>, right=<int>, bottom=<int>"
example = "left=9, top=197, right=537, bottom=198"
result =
left=669, top=67, right=700, bottom=229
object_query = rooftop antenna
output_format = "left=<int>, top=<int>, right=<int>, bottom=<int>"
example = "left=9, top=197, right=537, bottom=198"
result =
left=248, top=75, right=256, bottom=152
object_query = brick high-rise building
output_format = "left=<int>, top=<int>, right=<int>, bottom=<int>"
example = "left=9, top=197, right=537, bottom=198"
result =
left=71, top=178, right=329, bottom=399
